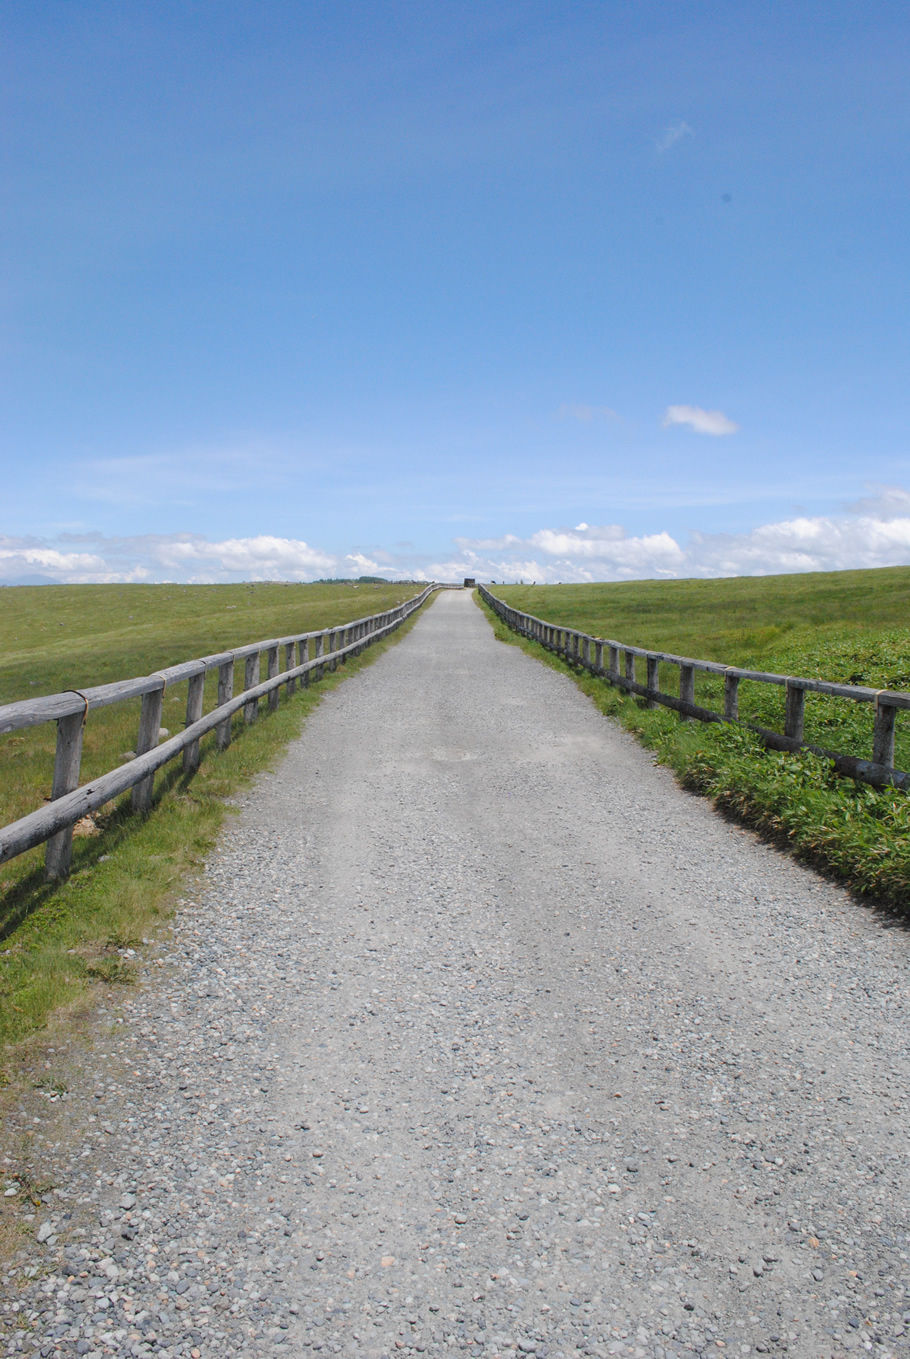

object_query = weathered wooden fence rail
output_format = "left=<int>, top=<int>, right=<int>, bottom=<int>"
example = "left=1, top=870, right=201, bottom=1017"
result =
left=0, top=585, right=444, bottom=878
left=479, top=584, right=910, bottom=792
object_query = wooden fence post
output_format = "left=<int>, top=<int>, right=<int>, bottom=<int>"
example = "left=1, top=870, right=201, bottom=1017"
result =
left=724, top=671, right=740, bottom=722
left=873, top=698, right=897, bottom=768
left=183, top=672, right=206, bottom=774
left=314, top=633, right=324, bottom=680
left=784, top=680, right=806, bottom=744
left=624, top=650, right=636, bottom=689
left=133, top=685, right=165, bottom=812
left=299, top=637, right=310, bottom=686
left=244, top=653, right=260, bottom=724
left=285, top=643, right=297, bottom=696
left=216, top=660, right=234, bottom=750
left=646, top=656, right=660, bottom=707
left=45, top=710, right=86, bottom=878
left=267, top=645, right=280, bottom=712
left=608, top=645, right=619, bottom=683
left=594, top=640, right=604, bottom=675
left=679, top=663, right=695, bottom=721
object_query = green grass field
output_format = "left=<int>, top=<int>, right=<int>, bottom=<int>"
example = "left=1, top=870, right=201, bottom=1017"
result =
left=494, top=566, right=910, bottom=663
left=0, top=580, right=417, bottom=875
left=487, top=568, right=910, bottom=911
left=0, top=580, right=426, bottom=1053
left=494, top=567, right=910, bottom=770
left=0, top=578, right=420, bottom=708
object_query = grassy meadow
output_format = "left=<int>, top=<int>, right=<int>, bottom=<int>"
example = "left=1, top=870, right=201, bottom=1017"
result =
left=0, top=580, right=425, bottom=1053
left=486, top=567, right=910, bottom=910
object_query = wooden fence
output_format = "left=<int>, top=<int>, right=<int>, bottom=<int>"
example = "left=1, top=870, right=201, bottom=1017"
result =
left=479, top=585, right=910, bottom=792
left=0, top=585, right=443, bottom=879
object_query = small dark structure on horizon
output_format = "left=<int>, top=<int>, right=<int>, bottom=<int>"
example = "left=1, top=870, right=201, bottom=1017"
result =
left=463, top=577, right=476, bottom=589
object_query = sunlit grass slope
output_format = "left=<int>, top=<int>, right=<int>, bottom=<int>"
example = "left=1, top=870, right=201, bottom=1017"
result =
left=0, top=579, right=417, bottom=864
left=495, top=566, right=910, bottom=670
left=488, top=568, right=910, bottom=911
left=495, top=567, right=910, bottom=769
left=0, top=579, right=417, bottom=704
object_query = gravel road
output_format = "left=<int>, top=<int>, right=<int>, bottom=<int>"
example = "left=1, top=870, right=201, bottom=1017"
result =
left=2, top=589, right=908, bottom=1359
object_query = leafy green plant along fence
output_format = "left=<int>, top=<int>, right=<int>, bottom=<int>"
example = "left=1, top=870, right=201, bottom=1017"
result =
left=480, top=585, right=910, bottom=792
left=0, top=585, right=443, bottom=879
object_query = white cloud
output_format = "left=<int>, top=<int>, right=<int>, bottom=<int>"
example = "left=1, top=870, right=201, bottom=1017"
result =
left=0, top=547, right=105, bottom=574
left=151, top=535, right=337, bottom=580
left=656, top=121, right=693, bottom=153
left=0, top=539, right=113, bottom=582
left=531, top=526, right=685, bottom=572
left=451, top=497, right=910, bottom=583
left=704, top=512, right=910, bottom=575
left=3, top=490, right=910, bottom=588
left=344, top=552, right=384, bottom=575
left=663, top=405, right=739, bottom=436
left=0, top=533, right=341, bottom=585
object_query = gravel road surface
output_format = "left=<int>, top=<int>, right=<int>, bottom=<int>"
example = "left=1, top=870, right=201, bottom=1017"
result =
left=2, top=589, right=908, bottom=1359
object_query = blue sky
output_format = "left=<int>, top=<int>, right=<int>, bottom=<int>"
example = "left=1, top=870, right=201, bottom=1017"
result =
left=3, top=1, right=910, bottom=583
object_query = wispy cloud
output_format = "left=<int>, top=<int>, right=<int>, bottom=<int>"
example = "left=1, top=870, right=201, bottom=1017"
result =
left=663, top=405, right=739, bottom=436
left=655, top=121, right=693, bottom=153
left=76, top=448, right=292, bottom=506
left=845, top=485, right=910, bottom=520
left=453, top=534, right=522, bottom=552
left=558, top=403, right=619, bottom=423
